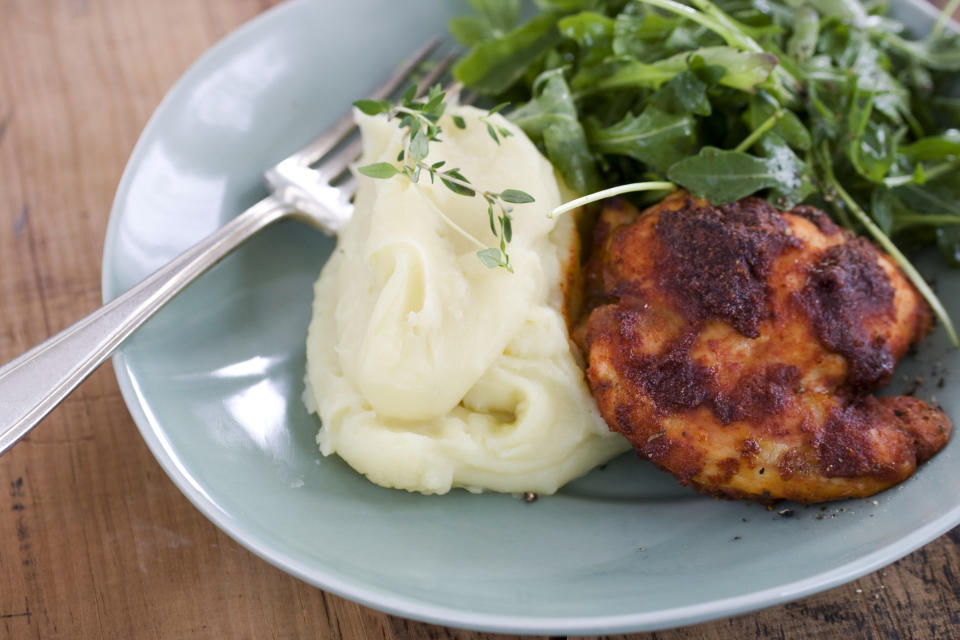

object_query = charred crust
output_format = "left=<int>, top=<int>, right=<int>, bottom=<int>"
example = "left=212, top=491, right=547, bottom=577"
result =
left=815, top=398, right=902, bottom=480
left=796, top=238, right=897, bottom=392
left=713, top=364, right=801, bottom=425
left=642, top=434, right=705, bottom=484
left=624, top=331, right=712, bottom=412
left=614, top=403, right=637, bottom=439
left=776, top=448, right=810, bottom=480
left=654, top=197, right=801, bottom=338
left=715, top=457, right=741, bottom=483
left=621, top=328, right=802, bottom=425
left=884, top=396, right=953, bottom=463
left=741, top=439, right=761, bottom=457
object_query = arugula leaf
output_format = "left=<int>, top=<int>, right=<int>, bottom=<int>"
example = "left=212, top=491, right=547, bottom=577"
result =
left=470, top=0, right=521, bottom=33
left=844, top=84, right=898, bottom=183
left=651, top=70, right=713, bottom=116
left=801, top=0, right=870, bottom=27
left=452, top=13, right=562, bottom=95
left=557, top=11, right=615, bottom=66
left=579, top=46, right=778, bottom=94
left=744, top=92, right=811, bottom=151
left=449, top=0, right=522, bottom=46
left=758, top=134, right=818, bottom=208
left=883, top=31, right=960, bottom=71
left=786, top=6, right=819, bottom=62
left=937, top=227, right=960, bottom=267
left=510, top=71, right=601, bottom=193
left=667, top=146, right=799, bottom=204
left=894, top=182, right=960, bottom=217
left=851, top=39, right=910, bottom=123
left=613, top=10, right=711, bottom=62
left=901, top=130, right=960, bottom=162
left=543, top=119, right=602, bottom=195
left=535, top=0, right=610, bottom=11
left=449, top=16, right=496, bottom=47
left=871, top=187, right=896, bottom=235
left=586, top=106, right=697, bottom=173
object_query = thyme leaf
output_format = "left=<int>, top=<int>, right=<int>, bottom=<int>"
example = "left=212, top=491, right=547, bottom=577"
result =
left=356, top=85, right=535, bottom=271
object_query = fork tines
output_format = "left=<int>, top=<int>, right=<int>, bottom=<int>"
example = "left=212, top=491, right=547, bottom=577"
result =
left=302, top=40, right=460, bottom=179
left=263, top=38, right=460, bottom=230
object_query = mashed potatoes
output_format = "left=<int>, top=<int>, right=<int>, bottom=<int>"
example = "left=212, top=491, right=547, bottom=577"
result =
left=303, top=104, right=629, bottom=495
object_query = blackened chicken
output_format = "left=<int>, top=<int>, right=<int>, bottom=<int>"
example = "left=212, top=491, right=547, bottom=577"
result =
left=576, top=192, right=951, bottom=503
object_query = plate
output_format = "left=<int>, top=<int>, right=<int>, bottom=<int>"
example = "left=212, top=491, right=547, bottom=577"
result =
left=102, top=0, right=960, bottom=634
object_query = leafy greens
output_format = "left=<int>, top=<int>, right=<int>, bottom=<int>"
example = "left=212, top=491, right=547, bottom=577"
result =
left=451, top=0, right=960, bottom=344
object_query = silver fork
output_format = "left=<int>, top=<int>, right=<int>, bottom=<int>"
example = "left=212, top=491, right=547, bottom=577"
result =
left=0, top=39, right=456, bottom=455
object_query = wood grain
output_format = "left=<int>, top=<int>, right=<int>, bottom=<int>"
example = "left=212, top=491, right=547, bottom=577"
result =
left=0, top=0, right=957, bottom=638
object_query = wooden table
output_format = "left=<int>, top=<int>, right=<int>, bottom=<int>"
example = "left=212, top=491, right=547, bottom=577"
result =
left=0, top=1, right=957, bottom=638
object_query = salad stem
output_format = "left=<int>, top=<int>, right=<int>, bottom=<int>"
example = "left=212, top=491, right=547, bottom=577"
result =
left=636, top=0, right=799, bottom=96
left=549, top=182, right=676, bottom=218
left=922, top=161, right=960, bottom=182
left=734, top=110, right=784, bottom=153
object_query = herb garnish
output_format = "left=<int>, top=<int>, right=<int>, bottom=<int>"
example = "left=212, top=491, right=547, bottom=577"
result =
left=354, top=85, right=534, bottom=272
left=451, top=0, right=960, bottom=345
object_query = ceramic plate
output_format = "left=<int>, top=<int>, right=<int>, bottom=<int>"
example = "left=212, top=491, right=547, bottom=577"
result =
left=102, top=0, right=960, bottom=634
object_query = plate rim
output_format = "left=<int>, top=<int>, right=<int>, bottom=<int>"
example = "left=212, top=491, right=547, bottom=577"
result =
left=101, top=0, right=960, bottom=634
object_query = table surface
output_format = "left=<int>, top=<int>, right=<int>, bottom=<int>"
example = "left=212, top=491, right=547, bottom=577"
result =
left=0, top=1, right=958, bottom=638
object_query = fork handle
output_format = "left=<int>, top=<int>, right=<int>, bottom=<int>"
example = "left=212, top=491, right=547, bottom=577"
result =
left=0, top=196, right=293, bottom=454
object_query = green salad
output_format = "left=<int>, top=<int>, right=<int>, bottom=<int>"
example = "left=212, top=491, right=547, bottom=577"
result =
left=449, top=0, right=960, bottom=343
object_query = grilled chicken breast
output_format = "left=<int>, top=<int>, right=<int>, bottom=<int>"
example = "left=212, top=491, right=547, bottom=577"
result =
left=575, top=192, right=951, bottom=503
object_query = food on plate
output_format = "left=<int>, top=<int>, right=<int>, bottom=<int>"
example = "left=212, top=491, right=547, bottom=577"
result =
left=303, top=0, right=960, bottom=501
left=575, top=192, right=951, bottom=502
left=442, top=0, right=960, bottom=501
left=452, top=0, right=960, bottom=343
left=303, top=103, right=630, bottom=495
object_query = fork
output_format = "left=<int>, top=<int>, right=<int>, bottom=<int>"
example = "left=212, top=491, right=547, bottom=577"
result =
left=0, top=39, right=456, bottom=455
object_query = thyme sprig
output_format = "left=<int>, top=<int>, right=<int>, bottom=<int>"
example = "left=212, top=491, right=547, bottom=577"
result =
left=354, top=85, right=534, bottom=272
left=479, top=102, right=514, bottom=145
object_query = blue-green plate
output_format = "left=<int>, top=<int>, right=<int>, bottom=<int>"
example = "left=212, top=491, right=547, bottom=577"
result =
left=102, top=0, right=960, bottom=634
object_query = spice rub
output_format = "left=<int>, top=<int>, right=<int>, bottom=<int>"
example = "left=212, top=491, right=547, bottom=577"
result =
left=576, top=192, right=951, bottom=503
